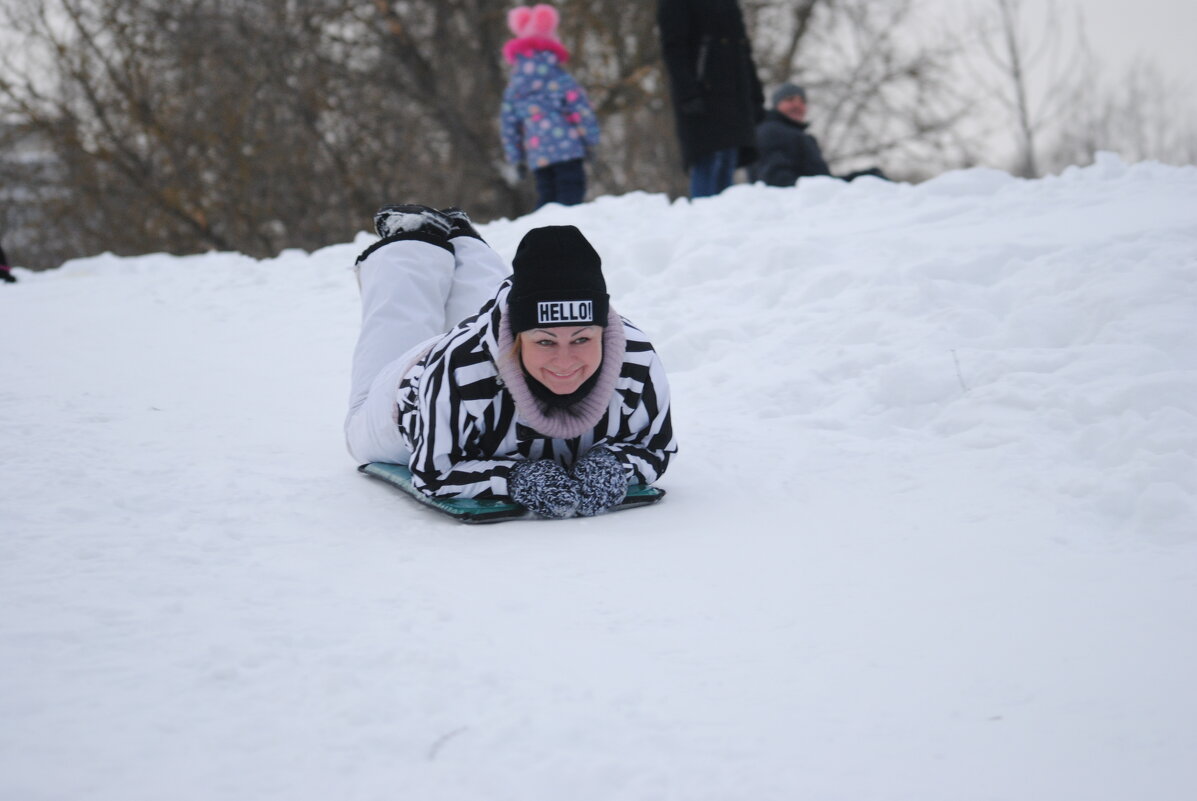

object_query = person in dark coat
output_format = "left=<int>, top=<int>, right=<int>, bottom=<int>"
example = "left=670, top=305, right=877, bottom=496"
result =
left=657, top=0, right=765, bottom=199
left=749, top=83, right=887, bottom=187
left=0, top=240, right=16, bottom=284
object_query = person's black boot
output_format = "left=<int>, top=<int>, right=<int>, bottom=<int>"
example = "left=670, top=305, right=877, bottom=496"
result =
left=441, top=207, right=485, bottom=242
left=356, top=204, right=454, bottom=267
left=0, top=267, right=16, bottom=284
left=372, top=204, right=452, bottom=240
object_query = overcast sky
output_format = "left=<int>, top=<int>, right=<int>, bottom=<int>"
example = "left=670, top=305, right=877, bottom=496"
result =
left=1074, top=0, right=1197, bottom=80
left=935, top=0, right=1197, bottom=86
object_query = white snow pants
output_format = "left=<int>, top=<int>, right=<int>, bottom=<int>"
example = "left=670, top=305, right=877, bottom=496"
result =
left=344, top=236, right=509, bottom=464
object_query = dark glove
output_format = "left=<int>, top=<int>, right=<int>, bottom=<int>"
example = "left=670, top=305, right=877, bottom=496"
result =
left=570, top=447, right=628, bottom=517
left=508, top=459, right=581, bottom=519
left=679, top=96, right=707, bottom=116
left=0, top=267, right=15, bottom=284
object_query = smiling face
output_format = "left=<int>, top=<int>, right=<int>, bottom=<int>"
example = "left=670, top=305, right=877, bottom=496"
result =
left=519, top=326, right=603, bottom=395
left=777, top=93, right=807, bottom=124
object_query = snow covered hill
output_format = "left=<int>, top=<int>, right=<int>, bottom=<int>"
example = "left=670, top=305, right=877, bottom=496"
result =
left=2, top=154, right=1195, bottom=800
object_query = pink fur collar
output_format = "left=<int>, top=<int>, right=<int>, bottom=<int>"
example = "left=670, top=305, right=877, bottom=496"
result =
left=503, top=36, right=571, bottom=65
left=495, top=304, right=627, bottom=439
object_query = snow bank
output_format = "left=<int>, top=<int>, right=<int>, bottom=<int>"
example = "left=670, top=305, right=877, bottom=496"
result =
left=2, top=154, right=1195, bottom=800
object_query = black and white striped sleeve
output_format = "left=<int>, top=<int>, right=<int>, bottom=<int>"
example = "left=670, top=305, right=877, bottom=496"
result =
left=406, top=338, right=519, bottom=500
left=603, top=338, right=676, bottom=486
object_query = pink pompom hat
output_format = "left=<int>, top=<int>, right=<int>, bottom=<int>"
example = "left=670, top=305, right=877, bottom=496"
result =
left=503, top=4, right=570, bottom=64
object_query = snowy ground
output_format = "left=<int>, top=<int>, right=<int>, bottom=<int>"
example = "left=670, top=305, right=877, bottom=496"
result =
left=2, top=153, right=1195, bottom=800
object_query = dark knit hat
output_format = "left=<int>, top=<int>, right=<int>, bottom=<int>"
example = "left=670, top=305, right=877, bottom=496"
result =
left=508, top=225, right=609, bottom=333
left=771, top=82, right=806, bottom=107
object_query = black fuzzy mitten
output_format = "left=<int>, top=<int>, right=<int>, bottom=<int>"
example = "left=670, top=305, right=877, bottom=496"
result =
left=570, top=447, right=628, bottom=517
left=508, top=459, right=582, bottom=519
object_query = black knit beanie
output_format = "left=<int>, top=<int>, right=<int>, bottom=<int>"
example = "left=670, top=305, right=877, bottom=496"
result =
left=507, top=225, right=609, bottom=333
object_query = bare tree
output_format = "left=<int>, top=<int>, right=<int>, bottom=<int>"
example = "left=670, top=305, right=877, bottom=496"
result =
left=0, top=0, right=1054, bottom=270
left=0, top=121, right=68, bottom=269
left=743, top=0, right=974, bottom=180
left=365, top=0, right=688, bottom=208
left=565, top=0, right=687, bottom=198
left=0, top=0, right=387, bottom=261
left=0, top=0, right=694, bottom=267
left=1045, top=56, right=1197, bottom=171
left=365, top=0, right=527, bottom=216
left=971, top=0, right=1090, bottom=178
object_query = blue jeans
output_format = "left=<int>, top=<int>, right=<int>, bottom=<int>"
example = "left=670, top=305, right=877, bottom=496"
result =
left=689, top=148, right=738, bottom=198
left=534, top=158, right=587, bottom=208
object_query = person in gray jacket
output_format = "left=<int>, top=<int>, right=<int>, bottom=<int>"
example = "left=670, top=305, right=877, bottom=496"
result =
left=749, top=83, right=886, bottom=187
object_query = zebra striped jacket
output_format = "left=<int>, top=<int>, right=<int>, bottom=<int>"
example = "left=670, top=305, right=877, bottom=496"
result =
left=396, top=280, right=676, bottom=499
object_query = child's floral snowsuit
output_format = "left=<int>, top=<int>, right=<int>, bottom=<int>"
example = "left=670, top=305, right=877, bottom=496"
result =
left=500, top=46, right=600, bottom=171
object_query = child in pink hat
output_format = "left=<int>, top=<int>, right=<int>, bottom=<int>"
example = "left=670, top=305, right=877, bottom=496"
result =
left=500, top=4, right=600, bottom=208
